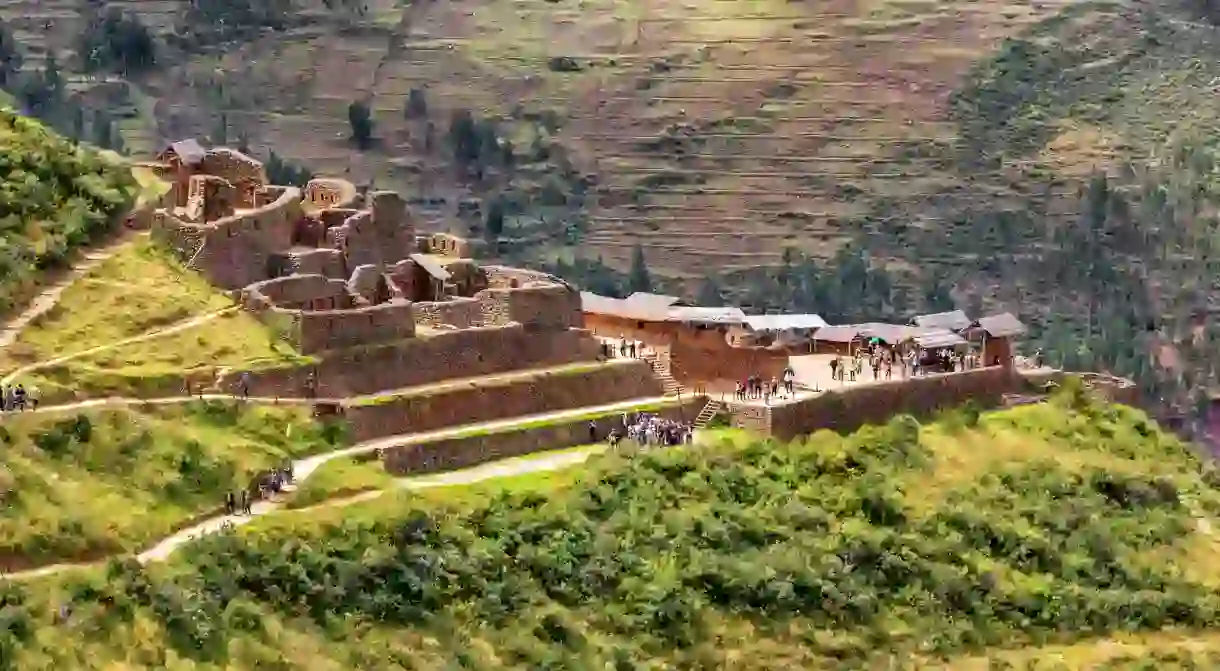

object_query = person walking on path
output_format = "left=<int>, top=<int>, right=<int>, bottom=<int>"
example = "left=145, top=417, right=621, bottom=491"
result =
left=240, top=372, right=251, bottom=400
left=241, top=489, right=252, bottom=515
left=225, top=492, right=235, bottom=516
left=588, top=420, right=598, bottom=444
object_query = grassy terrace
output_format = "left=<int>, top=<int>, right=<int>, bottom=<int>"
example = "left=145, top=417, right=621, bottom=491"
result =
left=287, top=398, right=685, bottom=508
left=1, top=238, right=313, bottom=400
left=6, top=383, right=1220, bottom=667
left=0, top=400, right=346, bottom=570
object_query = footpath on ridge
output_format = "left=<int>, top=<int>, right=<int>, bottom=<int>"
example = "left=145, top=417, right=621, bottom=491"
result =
left=2, top=394, right=666, bottom=582
left=0, top=230, right=143, bottom=350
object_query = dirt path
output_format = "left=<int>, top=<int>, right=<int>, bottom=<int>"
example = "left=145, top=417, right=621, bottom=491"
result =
left=0, top=231, right=145, bottom=350
left=1, top=395, right=665, bottom=580
left=0, top=360, right=633, bottom=418
left=0, top=307, right=237, bottom=385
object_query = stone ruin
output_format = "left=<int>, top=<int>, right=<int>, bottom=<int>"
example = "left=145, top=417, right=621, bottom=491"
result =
left=146, top=141, right=582, bottom=355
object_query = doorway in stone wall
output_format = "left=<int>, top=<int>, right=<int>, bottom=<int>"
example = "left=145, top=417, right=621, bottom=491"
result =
left=265, top=254, right=291, bottom=279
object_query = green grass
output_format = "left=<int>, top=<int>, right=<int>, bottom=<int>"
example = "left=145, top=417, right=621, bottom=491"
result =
left=1, top=237, right=312, bottom=401
left=0, top=109, right=137, bottom=316
left=289, top=443, right=607, bottom=510
left=1, top=238, right=237, bottom=369
left=285, top=456, right=394, bottom=510
left=0, top=399, right=347, bottom=570
left=7, top=386, right=1220, bottom=667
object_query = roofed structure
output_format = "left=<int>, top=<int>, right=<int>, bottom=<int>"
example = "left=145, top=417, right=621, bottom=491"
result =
left=667, top=306, right=747, bottom=325
left=409, top=253, right=452, bottom=281
left=968, top=313, right=1028, bottom=338
left=624, top=292, right=682, bottom=309
left=742, top=314, right=828, bottom=332
left=912, top=310, right=971, bottom=332
left=913, top=330, right=968, bottom=349
left=159, top=138, right=207, bottom=166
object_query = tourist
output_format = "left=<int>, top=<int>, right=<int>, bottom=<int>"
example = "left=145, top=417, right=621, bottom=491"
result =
left=305, top=372, right=318, bottom=399
left=240, top=372, right=251, bottom=400
left=225, top=492, right=235, bottom=515
left=588, top=420, right=598, bottom=444
left=628, top=341, right=637, bottom=358
left=27, top=384, right=38, bottom=410
left=13, top=384, right=26, bottom=411
left=619, top=338, right=627, bottom=358
left=770, top=377, right=779, bottom=398
left=241, top=489, right=252, bottom=515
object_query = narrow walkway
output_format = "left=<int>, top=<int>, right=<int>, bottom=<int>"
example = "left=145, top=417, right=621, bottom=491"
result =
left=0, top=359, right=631, bottom=417
left=1, top=307, right=237, bottom=385
left=2, top=395, right=666, bottom=581
left=0, top=231, right=143, bottom=350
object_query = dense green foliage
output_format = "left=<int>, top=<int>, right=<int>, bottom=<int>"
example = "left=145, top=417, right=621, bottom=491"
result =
left=0, top=400, right=346, bottom=567
left=0, top=109, right=135, bottom=314
left=5, top=390, right=1220, bottom=668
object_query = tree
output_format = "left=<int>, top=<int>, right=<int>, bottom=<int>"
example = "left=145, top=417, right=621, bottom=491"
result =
left=628, top=244, right=652, bottom=293
left=484, top=196, right=505, bottom=243
left=404, top=87, right=427, bottom=119
left=91, top=109, right=114, bottom=149
left=0, top=20, right=22, bottom=87
left=347, top=100, right=374, bottom=150
left=79, top=7, right=156, bottom=74
left=697, top=274, right=724, bottom=306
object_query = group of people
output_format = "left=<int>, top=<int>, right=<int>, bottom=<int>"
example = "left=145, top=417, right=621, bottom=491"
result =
left=600, top=337, right=648, bottom=360
left=224, top=462, right=294, bottom=516
left=606, top=411, right=693, bottom=448
left=734, top=368, right=797, bottom=403
left=0, top=383, right=36, bottom=412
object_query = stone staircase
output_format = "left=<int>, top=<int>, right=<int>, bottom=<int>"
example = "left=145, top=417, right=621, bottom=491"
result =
left=641, top=351, right=682, bottom=396
left=693, top=399, right=723, bottom=430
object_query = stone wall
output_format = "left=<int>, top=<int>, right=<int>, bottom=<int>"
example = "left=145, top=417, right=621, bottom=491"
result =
left=382, top=396, right=706, bottom=475
left=242, top=274, right=416, bottom=353
left=151, top=185, right=303, bottom=290
left=303, top=178, right=359, bottom=210
left=218, top=325, right=605, bottom=398
left=328, top=191, right=416, bottom=268
left=344, top=359, right=664, bottom=442
left=414, top=298, right=485, bottom=329
left=423, top=232, right=477, bottom=257
left=737, top=366, right=1024, bottom=440
left=670, top=334, right=789, bottom=392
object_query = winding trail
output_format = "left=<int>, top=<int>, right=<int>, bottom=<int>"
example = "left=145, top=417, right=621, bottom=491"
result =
left=0, top=231, right=144, bottom=350
left=1, top=395, right=664, bottom=582
left=0, top=307, right=237, bottom=385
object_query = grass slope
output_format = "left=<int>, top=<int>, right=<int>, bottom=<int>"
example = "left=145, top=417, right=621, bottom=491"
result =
left=1, top=237, right=313, bottom=402
left=5, top=383, right=1220, bottom=668
left=0, top=399, right=346, bottom=570
left=0, top=109, right=136, bottom=315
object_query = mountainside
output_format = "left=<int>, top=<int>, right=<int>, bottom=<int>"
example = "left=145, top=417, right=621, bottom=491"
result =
left=0, top=108, right=135, bottom=314
left=7, top=388, right=1220, bottom=668
left=9, top=0, right=1220, bottom=415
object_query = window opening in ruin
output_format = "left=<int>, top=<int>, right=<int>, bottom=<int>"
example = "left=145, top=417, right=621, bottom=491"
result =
left=265, top=254, right=290, bottom=279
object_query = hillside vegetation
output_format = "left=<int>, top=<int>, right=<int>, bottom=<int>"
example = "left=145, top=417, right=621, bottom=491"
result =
left=5, top=385, right=1220, bottom=668
left=0, top=109, right=135, bottom=314
left=0, top=400, right=345, bottom=571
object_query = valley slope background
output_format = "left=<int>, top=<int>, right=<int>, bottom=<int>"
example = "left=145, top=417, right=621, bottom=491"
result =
left=5, top=0, right=1220, bottom=421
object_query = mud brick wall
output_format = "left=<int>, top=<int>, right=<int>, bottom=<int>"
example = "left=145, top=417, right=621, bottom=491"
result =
left=415, top=298, right=485, bottom=329
left=382, top=396, right=706, bottom=475
left=220, top=325, right=606, bottom=398
left=750, top=366, right=1023, bottom=440
left=344, top=359, right=664, bottom=442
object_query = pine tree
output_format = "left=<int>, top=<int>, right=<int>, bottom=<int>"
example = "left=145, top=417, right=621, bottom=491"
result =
left=628, top=244, right=652, bottom=293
